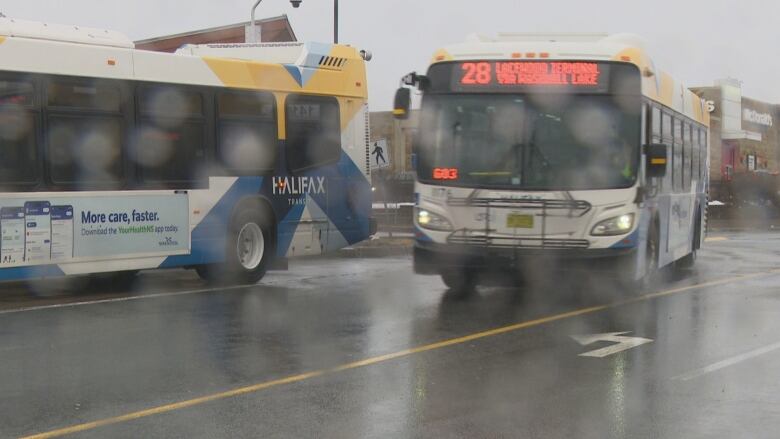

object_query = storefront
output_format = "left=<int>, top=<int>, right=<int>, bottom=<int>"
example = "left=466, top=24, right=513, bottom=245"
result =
left=692, top=79, right=780, bottom=202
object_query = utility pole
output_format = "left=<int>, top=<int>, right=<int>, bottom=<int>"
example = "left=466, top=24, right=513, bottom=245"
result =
left=253, top=1, right=338, bottom=44
left=333, top=0, right=339, bottom=44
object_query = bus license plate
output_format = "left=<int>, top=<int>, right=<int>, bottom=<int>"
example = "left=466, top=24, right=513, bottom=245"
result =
left=506, top=213, right=534, bottom=228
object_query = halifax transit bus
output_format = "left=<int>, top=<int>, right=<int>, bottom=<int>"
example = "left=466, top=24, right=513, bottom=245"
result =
left=394, top=33, right=708, bottom=290
left=0, top=18, right=374, bottom=285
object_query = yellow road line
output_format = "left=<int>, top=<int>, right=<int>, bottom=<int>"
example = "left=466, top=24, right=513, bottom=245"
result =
left=21, top=269, right=780, bottom=439
left=705, top=236, right=729, bottom=242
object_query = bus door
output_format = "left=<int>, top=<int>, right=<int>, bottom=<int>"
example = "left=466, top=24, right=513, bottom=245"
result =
left=668, top=120, right=695, bottom=257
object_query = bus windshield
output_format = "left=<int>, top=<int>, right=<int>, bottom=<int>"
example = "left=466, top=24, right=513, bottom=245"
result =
left=417, top=93, right=641, bottom=190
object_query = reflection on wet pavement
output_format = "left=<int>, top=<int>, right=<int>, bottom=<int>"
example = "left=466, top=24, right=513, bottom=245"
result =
left=3, top=232, right=780, bottom=438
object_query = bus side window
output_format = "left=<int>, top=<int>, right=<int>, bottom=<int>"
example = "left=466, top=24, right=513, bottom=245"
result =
left=693, top=128, right=700, bottom=183
left=285, top=94, right=341, bottom=174
left=0, top=76, right=38, bottom=189
left=46, top=79, right=123, bottom=188
left=661, top=111, right=673, bottom=190
left=683, top=121, right=691, bottom=191
left=673, top=117, right=683, bottom=192
left=651, top=106, right=661, bottom=142
left=216, top=91, right=277, bottom=174
left=136, top=86, right=206, bottom=188
left=699, top=129, right=706, bottom=179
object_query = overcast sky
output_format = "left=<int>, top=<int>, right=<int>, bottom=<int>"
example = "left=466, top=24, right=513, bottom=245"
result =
left=2, top=1, right=776, bottom=110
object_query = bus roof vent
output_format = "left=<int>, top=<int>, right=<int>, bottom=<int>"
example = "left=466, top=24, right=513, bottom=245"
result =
left=318, top=55, right=347, bottom=69
left=0, top=17, right=134, bottom=48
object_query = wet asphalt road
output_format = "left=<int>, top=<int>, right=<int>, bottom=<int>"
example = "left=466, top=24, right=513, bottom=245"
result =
left=3, top=232, right=780, bottom=438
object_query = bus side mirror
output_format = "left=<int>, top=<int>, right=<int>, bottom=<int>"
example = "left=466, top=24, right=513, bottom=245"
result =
left=645, top=143, right=668, bottom=178
left=393, top=87, right=411, bottom=120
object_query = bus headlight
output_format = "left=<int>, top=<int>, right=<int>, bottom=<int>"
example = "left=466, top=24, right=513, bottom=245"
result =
left=417, top=209, right=453, bottom=231
left=591, top=214, right=634, bottom=236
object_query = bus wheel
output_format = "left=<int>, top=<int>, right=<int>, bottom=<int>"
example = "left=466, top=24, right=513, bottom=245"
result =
left=441, top=269, right=477, bottom=294
left=197, top=208, right=273, bottom=285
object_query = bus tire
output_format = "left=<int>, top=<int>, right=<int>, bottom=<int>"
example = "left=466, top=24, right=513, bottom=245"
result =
left=197, top=206, right=274, bottom=285
left=441, top=269, right=477, bottom=293
left=622, top=220, right=659, bottom=294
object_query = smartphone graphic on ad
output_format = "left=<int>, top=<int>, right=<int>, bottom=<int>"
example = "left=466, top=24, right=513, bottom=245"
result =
left=0, top=206, right=25, bottom=265
left=51, top=205, right=74, bottom=262
left=24, top=201, right=52, bottom=264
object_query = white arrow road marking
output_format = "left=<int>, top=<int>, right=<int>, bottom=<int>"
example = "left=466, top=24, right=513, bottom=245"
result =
left=571, top=331, right=654, bottom=358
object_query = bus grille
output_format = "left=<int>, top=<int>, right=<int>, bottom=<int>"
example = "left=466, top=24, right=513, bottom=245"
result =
left=445, top=195, right=592, bottom=250
left=446, top=232, right=589, bottom=249
left=446, top=196, right=591, bottom=216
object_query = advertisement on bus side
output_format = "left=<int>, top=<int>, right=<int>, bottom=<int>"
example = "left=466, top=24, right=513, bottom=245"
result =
left=0, top=193, right=189, bottom=268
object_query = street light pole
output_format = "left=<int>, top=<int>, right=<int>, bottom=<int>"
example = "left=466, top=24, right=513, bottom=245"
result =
left=249, top=0, right=263, bottom=43
left=250, top=1, right=337, bottom=45
left=333, top=0, right=338, bottom=44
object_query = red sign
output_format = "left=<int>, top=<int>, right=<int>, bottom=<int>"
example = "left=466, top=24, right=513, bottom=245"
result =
left=433, top=168, right=459, bottom=180
left=459, top=62, right=601, bottom=87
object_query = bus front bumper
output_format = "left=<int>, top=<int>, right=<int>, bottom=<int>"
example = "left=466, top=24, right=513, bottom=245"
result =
left=413, top=240, right=637, bottom=276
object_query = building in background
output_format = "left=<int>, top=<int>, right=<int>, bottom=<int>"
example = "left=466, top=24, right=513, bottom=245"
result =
left=135, top=15, right=296, bottom=52
left=692, top=79, right=779, bottom=202
left=369, top=110, right=418, bottom=201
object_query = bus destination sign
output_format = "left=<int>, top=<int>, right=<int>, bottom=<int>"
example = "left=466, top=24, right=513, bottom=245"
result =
left=449, top=61, right=613, bottom=93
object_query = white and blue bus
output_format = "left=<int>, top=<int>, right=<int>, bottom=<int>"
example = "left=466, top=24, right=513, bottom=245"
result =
left=0, top=19, right=375, bottom=285
left=395, top=34, right=708, bottom=290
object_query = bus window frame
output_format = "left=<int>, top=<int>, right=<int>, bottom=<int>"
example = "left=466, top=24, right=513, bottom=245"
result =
left=672, top=116, right=683, bottom=192
left=648, top=104, right=663, bottom=190
left=134, top=83, right=209, bottom=189
left=284, top=94, right=342, bottom=175
left=699, top=128, right=706, bottom=180
left=43, top=76, right=127, bottom=190
left=683, top=121, right=691, bottom=191
left=46, top=78, right=122, bottom=113
left=215, top=90, right=278, bottom=176
left=660, top=110, right=673, bottom=191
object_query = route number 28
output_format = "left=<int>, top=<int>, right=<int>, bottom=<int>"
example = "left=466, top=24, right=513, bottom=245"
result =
left=461, top=62, right=492, bottom=85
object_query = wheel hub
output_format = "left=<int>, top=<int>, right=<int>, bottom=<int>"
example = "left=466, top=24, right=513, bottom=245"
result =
left=236, top=223, right=264, bottom=270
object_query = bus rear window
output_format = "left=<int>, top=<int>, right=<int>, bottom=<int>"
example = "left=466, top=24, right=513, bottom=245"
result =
left=285, top=95, right=341, bottom=173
